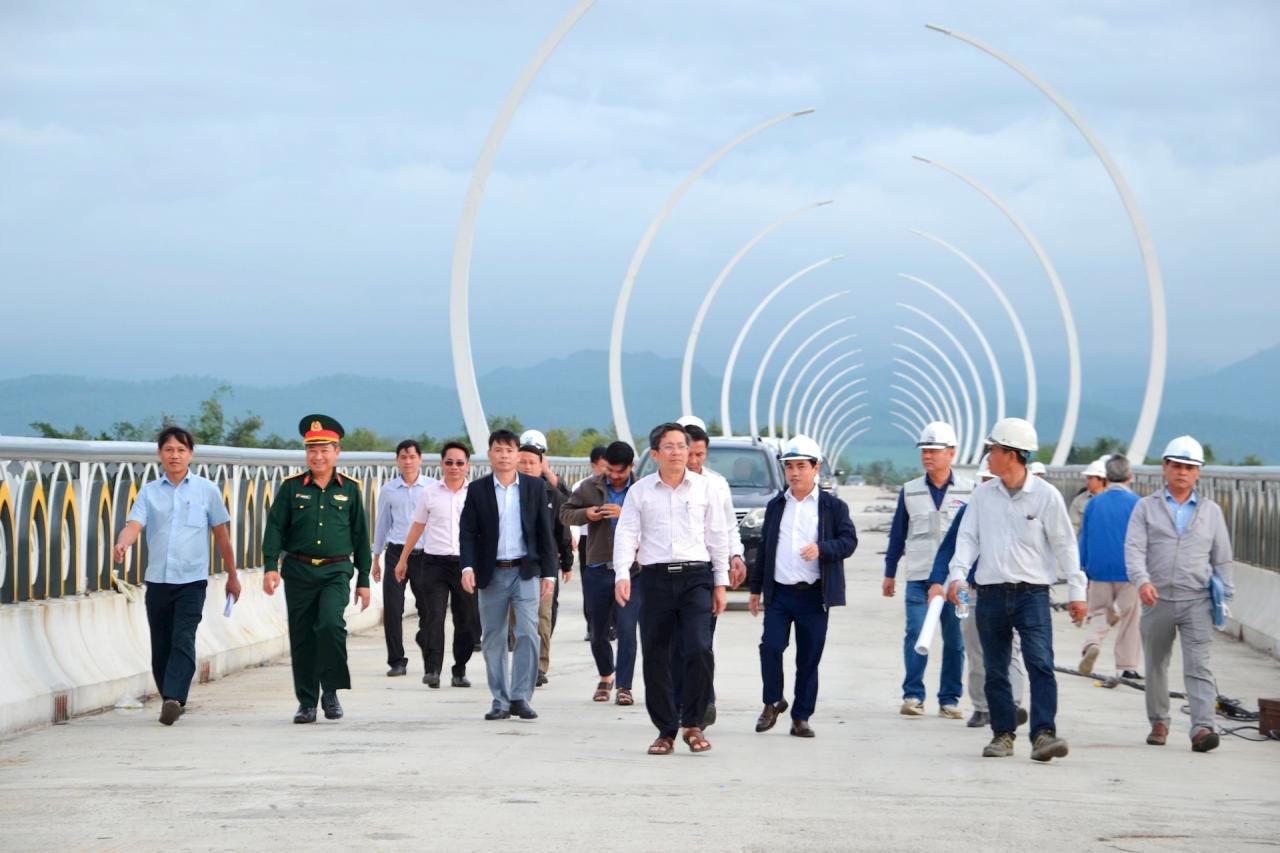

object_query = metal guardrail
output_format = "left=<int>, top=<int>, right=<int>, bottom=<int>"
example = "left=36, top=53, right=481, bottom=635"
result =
left=1044, top=464, right=1280, bottom=573
left=0, top=437, right=593, bottom=605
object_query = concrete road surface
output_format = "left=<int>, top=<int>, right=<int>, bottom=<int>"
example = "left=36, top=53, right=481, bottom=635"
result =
left=2, top=486, right=1277, bottom=852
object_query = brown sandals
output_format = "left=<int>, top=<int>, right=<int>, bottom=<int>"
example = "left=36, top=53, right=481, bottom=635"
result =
left=648, top=736, right=675, bottom=755
left=593, top=681, right=613, bottom=702
left=615, top=688, right=634, bottom=706
left=682, top=727, right=711, bottom=753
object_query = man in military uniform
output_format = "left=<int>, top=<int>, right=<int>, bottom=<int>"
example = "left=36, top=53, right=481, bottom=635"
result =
left=262, top=415, right=372, bottom=724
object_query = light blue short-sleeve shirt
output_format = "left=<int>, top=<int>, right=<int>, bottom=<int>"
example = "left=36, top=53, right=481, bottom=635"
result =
left=126, top=472, right=231, bottom=584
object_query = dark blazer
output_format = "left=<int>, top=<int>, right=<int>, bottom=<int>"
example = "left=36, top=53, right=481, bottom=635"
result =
left=749, top=488, right=857, bottom=609
left=459, top=473, right=558, bottom=589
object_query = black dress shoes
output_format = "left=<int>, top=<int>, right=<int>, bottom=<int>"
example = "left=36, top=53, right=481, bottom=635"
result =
left=510, top=699, right=538, bottom=720
left=535, top=672, right=548, bottom=687
left=387, top=663, right=407, bottom=677
left=484, top=705, right=511, bottom=721
left=320, top=691, right=343, bottom=720
left=967, top=711, right=990, bottom=728
left=755, top=699, right=789, bottom=733
left=702, top=703, right=717, bottom=728
left=423, top=672, right=441, bottom=688
left=451, top=675, right=471, bottom=688
left=293, top=705, right=317, bottom=724
left=790, top=719, right=815, bottom=738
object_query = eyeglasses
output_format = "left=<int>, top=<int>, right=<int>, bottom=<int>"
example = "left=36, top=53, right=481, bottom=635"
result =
left=658, top=443, right=687, bottom=453
left=441, top=460, right=468, bottom=467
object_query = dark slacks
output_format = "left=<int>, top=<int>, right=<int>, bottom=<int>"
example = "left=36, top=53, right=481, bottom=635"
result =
left=639, top=566, right=714, bottom=737
left=759, top=583, right=829, bottom=721
left=281, top=558, right=353, bottom=707
left=416, top=553, right=478, bottom=677
left=144, top=579, right=207, bottom=705
left=976, top=583, right=1058, bottom=739
left=381, top=544, right=421, bottom=667
left=671, top=614, right=718, bottom=705
left=581, top=563, right=617, bottom=676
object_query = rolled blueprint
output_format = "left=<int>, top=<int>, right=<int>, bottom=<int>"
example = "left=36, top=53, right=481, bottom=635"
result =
left=913, top=595, right=945, bottom=655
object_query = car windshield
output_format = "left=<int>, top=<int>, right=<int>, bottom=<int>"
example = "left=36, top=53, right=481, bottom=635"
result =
left=634, top=445, right=780, bottom=493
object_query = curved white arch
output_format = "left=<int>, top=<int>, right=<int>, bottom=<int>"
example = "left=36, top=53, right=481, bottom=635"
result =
left=767, top=321, right=856, bottom=438
left=831, top=425, right=873, bottom=467
left=784, top=349, right=862, bottom=439
left=899, top=271, right=1005, bottom=425
left=892, top=369, right=947, bottom=425
left=747, top=293, right=850, bottom=439
left=926, top=23, right=1165, bottom=466
left=889, top=385, right=935, bottom=435
left=450, top=0, right=597, bottom=449
left=817, top=400, right=868, bottom=450
left=719, top=256, right=844, bottom=435
left=774, top=336, right=858, bottom=439
left=798, top=362, right=864, bottom=437
left=813, top=385, right=868, bottom=447
left=824, top=413, right=871, bottom=454
left=897, top=326, right=974, bottom=464
left=898, top=303, right=987, bottom=464
left=683, top=200, right=834, bottom=417
left=913, top=155, right=1078, bottom=465
left=888, top=421, right=922, bottom=445
left=890, top=406, right=928, bottom=433
left=894, top=344, right=963, bottom=446
left=608, top=108, right=816, bottom=447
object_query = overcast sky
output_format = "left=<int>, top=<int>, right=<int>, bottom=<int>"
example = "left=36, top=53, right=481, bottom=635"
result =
left=2, top=2, right=1277, bottom=429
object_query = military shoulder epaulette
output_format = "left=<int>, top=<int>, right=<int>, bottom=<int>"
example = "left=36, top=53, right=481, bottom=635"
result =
left=338, top=473, right=362, bottom=487
left=282, top=471, right=307, bottom=482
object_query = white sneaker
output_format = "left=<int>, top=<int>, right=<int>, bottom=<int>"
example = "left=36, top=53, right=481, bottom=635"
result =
left=938, top=704, right=964, bottom=719
left=900, top=699, right=925, bottom=716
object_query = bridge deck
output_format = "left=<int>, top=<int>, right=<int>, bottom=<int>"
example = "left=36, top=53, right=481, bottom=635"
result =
left=2, top=487, right=1277, bottom=852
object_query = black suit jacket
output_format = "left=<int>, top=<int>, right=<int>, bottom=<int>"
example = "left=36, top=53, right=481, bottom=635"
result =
left=459, top=473, right=558, bottom=589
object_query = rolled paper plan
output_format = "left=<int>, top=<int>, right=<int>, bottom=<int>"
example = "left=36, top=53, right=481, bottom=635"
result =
left=913, top=595, right=945, bottom=655
left=223, top=594, right=236, bottom=618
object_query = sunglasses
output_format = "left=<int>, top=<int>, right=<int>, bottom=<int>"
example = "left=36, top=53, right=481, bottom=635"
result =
left=441, top=460, right=468, bottom=467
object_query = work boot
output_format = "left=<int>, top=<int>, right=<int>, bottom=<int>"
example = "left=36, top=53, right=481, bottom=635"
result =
left=755, top=699, right=789, bottom=733
left=159, top=699, right=182, bottom=726
left=1031, top=731, right=1069, bottom=762
left=1146, top=722, right=1168, bottom=746
left=966, top=710, right=989, bottom=728
left=938, top=705, right=963, bottom=720
left=982, top=732, right=1015, bottom=757
left=1078, top=644, right=1100, bottom=675
left=320, top=691, right=343, bottom=720
left=899, top=699, right=925, bottom=716
left=1191, top=727, right=1220, bottom=753
left=536, top=672, right=549, bottom=687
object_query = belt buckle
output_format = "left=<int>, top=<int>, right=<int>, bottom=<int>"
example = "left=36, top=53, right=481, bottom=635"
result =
left=667, top=563, right=683, bottom=573
left=310, top=557, right=324, bottom=567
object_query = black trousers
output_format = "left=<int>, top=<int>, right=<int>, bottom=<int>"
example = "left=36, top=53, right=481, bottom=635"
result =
left=417, top=553, right=478, bottom=677
left=381, top=544, right=422, bottom=667
left=639, top=567, right=714, bottom=737
left=144, top=579, right=207, bottom=705
left=671, top=614, right=718, bottom=706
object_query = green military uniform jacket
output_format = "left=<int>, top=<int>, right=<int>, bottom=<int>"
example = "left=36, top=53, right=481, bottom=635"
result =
left=263, top=470, right=373, bottom=587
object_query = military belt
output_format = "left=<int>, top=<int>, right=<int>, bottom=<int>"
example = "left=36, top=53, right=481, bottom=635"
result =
left=287, top=552, right=351, bottom=567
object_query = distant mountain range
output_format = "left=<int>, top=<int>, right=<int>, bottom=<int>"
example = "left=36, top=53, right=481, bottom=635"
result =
left=2, top=344, right=1277, bottom=462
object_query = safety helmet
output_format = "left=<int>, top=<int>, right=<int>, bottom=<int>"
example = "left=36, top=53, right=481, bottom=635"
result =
left=518, top=429, right=548, bottom=453
left=916, top=421, right=957, bottom=449
left=779, top=434, right=822, bottom=464
left=1161, top=435, right=1204, bottom=467
left=676, top=415, right=707, bottom=431
left=1082, top=455, right=1110, bottom=479
left=1028, top=461, right=1046, bottom=476
left=986, top=417, right=1038, bottom=453
left=976, top=454, right=995, bottom=481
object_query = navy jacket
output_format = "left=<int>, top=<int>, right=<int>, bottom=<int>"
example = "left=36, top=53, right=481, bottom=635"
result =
left=749, top=488, right=857, bottom=609
left=459, top=473, right=557, bottom=589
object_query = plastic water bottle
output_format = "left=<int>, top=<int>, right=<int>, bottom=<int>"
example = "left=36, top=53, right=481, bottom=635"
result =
left=955, top=588, right=970, bottom=620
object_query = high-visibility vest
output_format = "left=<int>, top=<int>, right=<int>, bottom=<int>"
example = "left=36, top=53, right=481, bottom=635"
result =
left=902, top=474, right=974, bottom=580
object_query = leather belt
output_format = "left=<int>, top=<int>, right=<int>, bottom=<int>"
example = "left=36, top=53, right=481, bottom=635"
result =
left=287, top=552, right=350, bottom=567
left=424, top=553, right=460, bottom=563
left=641, top=561, right=711, bottom=574
left=495, top=558, right=524, bottom=568
left=782, top=580, right=819, bottom=591
left=976, top=582, right=1048, bottom=591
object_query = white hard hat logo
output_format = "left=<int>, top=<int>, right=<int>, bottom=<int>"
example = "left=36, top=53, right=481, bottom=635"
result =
left=781, top=434, right=823, bottom=463
left=1161, top=435, right=1204, bottom=466
left=916, top=420, right=957, bottom=448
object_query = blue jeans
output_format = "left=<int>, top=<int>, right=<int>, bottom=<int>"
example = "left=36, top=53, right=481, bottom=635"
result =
left=760, top=584, right=829, bottom=721
left=902, top=580, right=963, bottom=705
left=976, top=583, right=1057, bottom=739
left=614, top=570, right=645, bottom=690
left=477, top=569, right=540, bottom=709
left=581, top=564, right=616, bottom=677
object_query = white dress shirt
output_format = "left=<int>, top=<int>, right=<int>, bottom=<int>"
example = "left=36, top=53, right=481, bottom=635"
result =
left=373, top=475, right=431, bottom=553
left=410, top=477, right=468, bottom=556
left=700, top=466, right=745, bottom=558
left=611, top=470, right=730, bottom=587
left=495, top=474, right=526, bottom=561
left=947, top=473, right=1087, bottom=601
left=774, top=488, right=820, bottom=585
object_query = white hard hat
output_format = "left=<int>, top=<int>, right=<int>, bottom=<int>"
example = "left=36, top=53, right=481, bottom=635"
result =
left=1161, top=435, right=1204, bottom=467
left=976, top=453, right=995, bottom=480
left=987, top=417, right=1038, bottom=453
left=676, top=415, right=707, bottom=431
left=780, top=434, right=822, bottom=463
left=916, top=421, right=957, bottom=449
left=1082, top=455, right=1110, bottom=479
left=1028, top=461, right=1046, bottom=476
left=518, top=429, right=547, bottom=452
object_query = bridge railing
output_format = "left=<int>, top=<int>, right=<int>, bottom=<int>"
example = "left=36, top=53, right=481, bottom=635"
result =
left=1044, top=464, right=1280, bottom=573
left=0, top=437, right=593, bottom=605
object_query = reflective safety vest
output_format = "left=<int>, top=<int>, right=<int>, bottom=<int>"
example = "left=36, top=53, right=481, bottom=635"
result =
left=902, top=474, right=974, bottom=580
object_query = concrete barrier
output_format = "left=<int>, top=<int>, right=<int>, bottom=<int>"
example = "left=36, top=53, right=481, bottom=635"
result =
left=0, top=568, right=413, bottom=738
left=1223, top=561, right=1280, bottom=660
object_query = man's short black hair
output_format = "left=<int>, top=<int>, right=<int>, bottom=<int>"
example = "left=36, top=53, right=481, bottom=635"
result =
left=684, top=424, right=709, bottom=446
left=441, top=440, right=471, bottom=459
left=519, top=443, right=545, bottom=458
left=157, top=426, right=195, bottom=451
left=648, top=422, right=687, bottom=452
left=604, top=441, right=635, bottom=467
left=589, top=445, right=608, bottom=464
left=395, top=439, right=422, bottom=456
left=489, top=429, right=519, bottom=449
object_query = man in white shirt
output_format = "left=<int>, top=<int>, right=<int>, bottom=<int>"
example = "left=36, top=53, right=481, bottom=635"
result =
left=947, top=418, right=1088, bottom=762
left=371, top=440, right=430, bottom=678
left=395, top=441, right=477, bottom=687
left=614, top=422, right=729, bottom=755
